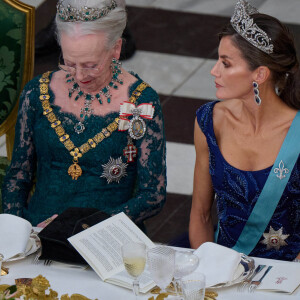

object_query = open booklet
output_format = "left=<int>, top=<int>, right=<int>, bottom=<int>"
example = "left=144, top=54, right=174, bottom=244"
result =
left=0, top=214, right=40, bottom=261
left=68, top=212, right=156, bottom=293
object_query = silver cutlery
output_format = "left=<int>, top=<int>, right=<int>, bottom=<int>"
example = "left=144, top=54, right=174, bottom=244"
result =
left=44, top=259, right=52, bottom=266
left=32, top=250, right=41, bottom=265
left=238, top=264, right=266, bottom=292
left=248, top=265, right=273, bottom=292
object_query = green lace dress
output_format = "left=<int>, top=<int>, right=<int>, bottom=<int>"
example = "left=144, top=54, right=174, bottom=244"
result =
left=2, top=72, right=166, bottom=226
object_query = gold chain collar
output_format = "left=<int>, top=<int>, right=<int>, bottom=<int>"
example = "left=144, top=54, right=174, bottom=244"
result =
left=39, top=71, right=149, bottom=180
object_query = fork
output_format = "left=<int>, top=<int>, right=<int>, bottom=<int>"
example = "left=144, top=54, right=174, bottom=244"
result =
left=32, top=250, right=41, bottom=265
left=237, top=264, right=266, bottom=292
left=44, top=259, right=52, bottom=266
left=248, top=265, right=273, bottom=292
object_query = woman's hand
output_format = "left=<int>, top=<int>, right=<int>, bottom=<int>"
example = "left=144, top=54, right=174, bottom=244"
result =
left=37, top=214, right=58, bottom=228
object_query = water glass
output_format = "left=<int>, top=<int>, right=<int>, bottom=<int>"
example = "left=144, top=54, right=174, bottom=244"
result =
left=147, top=246, right=175, bottom=293
left=181, top=272, right=206, bottom=300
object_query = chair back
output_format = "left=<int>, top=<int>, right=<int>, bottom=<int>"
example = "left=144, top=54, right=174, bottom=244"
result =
left=0, top=0, right=35, bottom=160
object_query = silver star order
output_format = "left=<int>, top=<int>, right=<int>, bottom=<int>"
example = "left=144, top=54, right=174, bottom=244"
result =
left=100, top=157, right=128, bottom=184
left=261, top=226, right=289, bottom=251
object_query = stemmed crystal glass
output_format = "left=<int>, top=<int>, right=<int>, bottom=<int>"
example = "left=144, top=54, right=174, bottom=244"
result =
left=121, top=242, right=147, bottom=298
left=174, top=250, right=200, bottom=295
left=147, top=246, right=175, bottom=294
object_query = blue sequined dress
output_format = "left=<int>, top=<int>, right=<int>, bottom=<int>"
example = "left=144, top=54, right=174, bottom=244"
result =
left=196, top=101, right=300, bottom=261
left=2, top=72, right=166, bottom=226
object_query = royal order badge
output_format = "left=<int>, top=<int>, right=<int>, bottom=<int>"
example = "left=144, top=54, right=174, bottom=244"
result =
left=128, top=108, right=146, bottom=140
left=118, top=102, right=154, bottom=140
left=260, top=226, right=289, bottom=250
left=101, top=157, right=128, bottom=184
left=123, top=137, right=137, bottom=163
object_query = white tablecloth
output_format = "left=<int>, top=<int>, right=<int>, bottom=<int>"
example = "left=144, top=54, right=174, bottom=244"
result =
left=1, top=254, right=299, bottom=300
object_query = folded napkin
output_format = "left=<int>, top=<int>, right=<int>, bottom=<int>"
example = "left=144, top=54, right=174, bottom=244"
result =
left=257, top=262, right=300, bottom=294
left=0, top=214, right=39, bottom=261
left=193, top=242, right=241, bottom=287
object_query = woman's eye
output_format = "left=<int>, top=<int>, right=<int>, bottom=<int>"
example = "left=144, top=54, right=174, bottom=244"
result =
left=84, top=64, right=97, bottom=69
left=222, top=61, right=229, bottom=68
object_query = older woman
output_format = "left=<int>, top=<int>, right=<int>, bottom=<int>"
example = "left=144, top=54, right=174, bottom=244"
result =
left=190, top=0, right=300, bottom=261
left=2, top=0, right=166, bottom=228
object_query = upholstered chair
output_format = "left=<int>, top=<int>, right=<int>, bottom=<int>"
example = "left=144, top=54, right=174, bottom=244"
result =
left=0, top=0, right=35, bottom=211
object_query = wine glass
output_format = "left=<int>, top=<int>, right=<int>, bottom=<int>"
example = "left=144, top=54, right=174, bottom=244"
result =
left=147, top=246, right=175, bottom=294
left=174, top=250, right=200, bottom=295
left=121, top=242, right=147, bottom=298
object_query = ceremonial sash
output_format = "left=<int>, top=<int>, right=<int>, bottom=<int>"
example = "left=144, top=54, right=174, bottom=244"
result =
left=216, top=111, right=300, bottom=255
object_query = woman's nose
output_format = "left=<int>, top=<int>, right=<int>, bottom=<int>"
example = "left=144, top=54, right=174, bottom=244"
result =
left=210, top=61, right=219, bottom=77
left=75, top=68, right=86, bottom=80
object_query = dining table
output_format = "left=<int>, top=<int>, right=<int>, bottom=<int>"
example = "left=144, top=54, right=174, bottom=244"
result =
left=1, top=251, right=299, bottom=300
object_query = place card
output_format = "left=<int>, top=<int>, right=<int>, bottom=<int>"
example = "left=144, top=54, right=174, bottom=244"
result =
left=257, top=262, right=300, bottom=294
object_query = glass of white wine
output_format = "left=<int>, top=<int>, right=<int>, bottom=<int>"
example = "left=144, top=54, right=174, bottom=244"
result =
left=122, top=242, right=147, bottom=298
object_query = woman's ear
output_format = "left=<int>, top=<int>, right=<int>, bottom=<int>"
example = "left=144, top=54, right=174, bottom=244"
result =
left=253, top=66, right=271, bottom=85
left=112, top=38, right=122, bottom=60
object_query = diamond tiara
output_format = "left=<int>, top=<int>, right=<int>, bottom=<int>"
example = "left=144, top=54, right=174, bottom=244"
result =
left=230, top=0, right=274, bottom=54
left=57, top=0, right=117, bottom=22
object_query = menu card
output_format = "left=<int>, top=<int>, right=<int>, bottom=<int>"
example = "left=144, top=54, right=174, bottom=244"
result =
left=257, top=262, right=300, bottom=294
left=68, top=212, right=156, bottom=293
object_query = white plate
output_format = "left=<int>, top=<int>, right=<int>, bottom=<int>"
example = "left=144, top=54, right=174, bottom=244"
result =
left=209, top=254, right=255, bottom=288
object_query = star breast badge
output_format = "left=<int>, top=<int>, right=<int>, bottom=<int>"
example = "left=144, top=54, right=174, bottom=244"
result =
left=101, top=157, right=128, bottom=184
left=260, top=226, right=289, bottom=250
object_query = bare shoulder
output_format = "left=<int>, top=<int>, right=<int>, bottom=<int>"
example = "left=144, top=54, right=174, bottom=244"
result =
left=194, top=117, right=208, bottom=152
left=50, top=70, right=67, bottom=91
left=120, top=68, right=138, bottom=87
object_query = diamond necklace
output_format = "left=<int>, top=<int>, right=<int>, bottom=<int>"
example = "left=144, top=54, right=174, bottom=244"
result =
left=66, top=58, right=123, bottom=134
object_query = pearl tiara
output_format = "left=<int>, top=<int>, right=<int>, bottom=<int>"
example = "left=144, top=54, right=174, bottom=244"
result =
left=230, top=0, right=274, bottom=54
left=57, top=0, right=117, bottom=22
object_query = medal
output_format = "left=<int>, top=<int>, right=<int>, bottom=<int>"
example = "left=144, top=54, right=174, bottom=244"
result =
left=119, top=102, right=154, bottom=140
left=101, top=157, right=128, bottom=184
left=129, top=115, right=146, bottom=140
left=260, top=226, right=289, bottom=250
left=123, top=137, right=137, bottom=163
left=68, top=160, right=82, bottom=180
left=128, top=107, right=146, bottom=140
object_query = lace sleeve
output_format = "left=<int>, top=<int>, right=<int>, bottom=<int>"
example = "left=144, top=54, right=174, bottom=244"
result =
left=2, top=79, right=37, bottom=216
left=111, top=86, right=166, bottom=224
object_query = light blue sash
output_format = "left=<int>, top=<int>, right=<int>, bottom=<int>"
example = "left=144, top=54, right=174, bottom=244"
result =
left=229, top=111, right=300, bottom=254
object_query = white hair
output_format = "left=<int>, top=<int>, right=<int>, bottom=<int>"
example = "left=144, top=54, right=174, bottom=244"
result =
left=55, top=0, right=127, bottom=49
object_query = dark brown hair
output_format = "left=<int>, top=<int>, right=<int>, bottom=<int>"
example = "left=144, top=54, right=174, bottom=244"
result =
left=219, top=13, right=300, bottom=109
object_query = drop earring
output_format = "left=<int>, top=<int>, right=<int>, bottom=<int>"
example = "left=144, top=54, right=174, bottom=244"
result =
left=253, top=81, right=261, bottom=105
